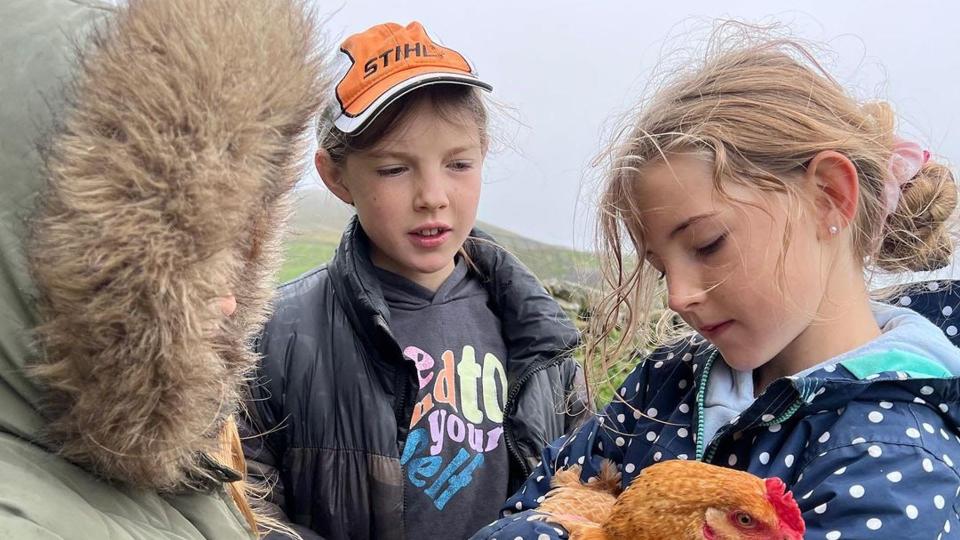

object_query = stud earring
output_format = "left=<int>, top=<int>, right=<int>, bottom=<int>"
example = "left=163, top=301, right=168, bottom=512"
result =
left=828, top=225, right=839, bottom=235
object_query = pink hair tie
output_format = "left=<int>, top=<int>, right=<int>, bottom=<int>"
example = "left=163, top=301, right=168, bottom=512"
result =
left=884, top=137, right=930, bottom=215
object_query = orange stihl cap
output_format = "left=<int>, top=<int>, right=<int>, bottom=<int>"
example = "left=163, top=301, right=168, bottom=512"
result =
left=330, top=21, right=492, bottom=134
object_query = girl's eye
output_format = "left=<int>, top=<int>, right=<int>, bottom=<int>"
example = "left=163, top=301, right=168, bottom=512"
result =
left=695, top=234, right=726, bottom=257
left=449, top=160, right=473, bottom=171
left=645, top=260, right=666, bottom=280
left=377, top=166, right=407, bottom=177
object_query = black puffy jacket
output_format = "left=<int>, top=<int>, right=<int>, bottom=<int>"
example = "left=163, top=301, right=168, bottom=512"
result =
left=242, top=219, right=588, bottom=540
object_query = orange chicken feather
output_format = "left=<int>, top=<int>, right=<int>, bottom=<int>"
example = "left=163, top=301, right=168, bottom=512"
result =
left=536, top=459, right=805, bottom=540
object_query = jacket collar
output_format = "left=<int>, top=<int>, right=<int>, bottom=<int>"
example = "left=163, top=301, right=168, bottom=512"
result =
left=327, top=217, right=580, bottom=380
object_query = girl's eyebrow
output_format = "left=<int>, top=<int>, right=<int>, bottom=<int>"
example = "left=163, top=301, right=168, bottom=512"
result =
left=669, top=212, right=720, bottom=239
left=646, top=211, right=722, bottom=258
left=445, top=145, right=480, bottom=158
left=365, top=149, right=411, bottom=160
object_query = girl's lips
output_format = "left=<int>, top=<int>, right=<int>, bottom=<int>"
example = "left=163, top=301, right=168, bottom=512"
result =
left=699, top=320, right=733, bottom=339
left=408, top=229, right=451, bottom=249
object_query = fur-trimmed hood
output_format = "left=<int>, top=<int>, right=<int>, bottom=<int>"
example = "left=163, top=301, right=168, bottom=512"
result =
left=0, top=0, right=327, bottom=492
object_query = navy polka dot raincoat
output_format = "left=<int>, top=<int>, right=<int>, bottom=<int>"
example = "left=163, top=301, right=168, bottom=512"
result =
left=471, top=282, right=960, bottom=539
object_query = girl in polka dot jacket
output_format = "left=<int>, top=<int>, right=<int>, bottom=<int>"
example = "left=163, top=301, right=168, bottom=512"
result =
left=471, top=30, right=960, bottom=540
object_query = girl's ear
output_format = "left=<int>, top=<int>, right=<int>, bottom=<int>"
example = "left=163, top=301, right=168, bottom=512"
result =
left=806, top=150, right=859, bottom=238
left=315, top=149, right=354, bottom=205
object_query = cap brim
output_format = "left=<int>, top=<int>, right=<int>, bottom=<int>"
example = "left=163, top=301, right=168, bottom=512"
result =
left=334, top=72, right=492, bottom=135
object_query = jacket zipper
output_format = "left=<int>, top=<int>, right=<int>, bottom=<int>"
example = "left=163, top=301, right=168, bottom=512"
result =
left=375, top=314, right=416, bottom=449
left=694, top=350, right=719, bottom=461
left=703, top=398, right=804, bottom=463
left=376, top=313, right=415, bottom=537
left=503, top=355, right=567, bottom=476
left=695, top=349, right=805, bottom=463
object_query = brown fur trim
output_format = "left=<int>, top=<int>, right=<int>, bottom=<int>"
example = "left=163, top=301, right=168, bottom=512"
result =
left=27, top=0, right=327, bottom=491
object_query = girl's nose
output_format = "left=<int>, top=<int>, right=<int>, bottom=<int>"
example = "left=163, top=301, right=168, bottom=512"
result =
left=665, top=268, right=707, bottom=314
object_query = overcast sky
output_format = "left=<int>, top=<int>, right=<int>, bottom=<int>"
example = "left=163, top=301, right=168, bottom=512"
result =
left=305, top=0, right=960, bottom=251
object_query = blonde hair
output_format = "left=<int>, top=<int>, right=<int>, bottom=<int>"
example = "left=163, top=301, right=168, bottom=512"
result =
left=213, top=418, right=259, bottom=533
left=587, top=25, right=957, bottom=396
left=214, top=417, right=301, bottom=539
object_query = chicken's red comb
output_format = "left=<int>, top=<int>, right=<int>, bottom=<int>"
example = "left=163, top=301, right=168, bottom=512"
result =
left=764, top=477, right=805, bottom=536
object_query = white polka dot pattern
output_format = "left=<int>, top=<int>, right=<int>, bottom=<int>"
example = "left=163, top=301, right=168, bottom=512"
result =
left=472, top=286, right=960, bottom=540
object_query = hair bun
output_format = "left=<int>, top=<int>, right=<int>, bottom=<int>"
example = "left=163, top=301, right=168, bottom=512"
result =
left=878, top=160, right=957, bottom=272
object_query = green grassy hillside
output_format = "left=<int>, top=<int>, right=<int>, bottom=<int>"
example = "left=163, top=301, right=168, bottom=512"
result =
left=279, top=189, right=599, bottom=284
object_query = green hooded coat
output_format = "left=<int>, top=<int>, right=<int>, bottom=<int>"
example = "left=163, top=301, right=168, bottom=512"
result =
left=0, top=0, right=325, bottom=537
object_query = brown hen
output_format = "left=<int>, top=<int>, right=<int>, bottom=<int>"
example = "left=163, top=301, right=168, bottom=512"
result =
left=537, top=459, right=805, bottom=540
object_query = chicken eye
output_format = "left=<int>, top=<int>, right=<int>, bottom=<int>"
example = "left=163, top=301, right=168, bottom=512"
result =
left=735, top=512, right=754, bottom=527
